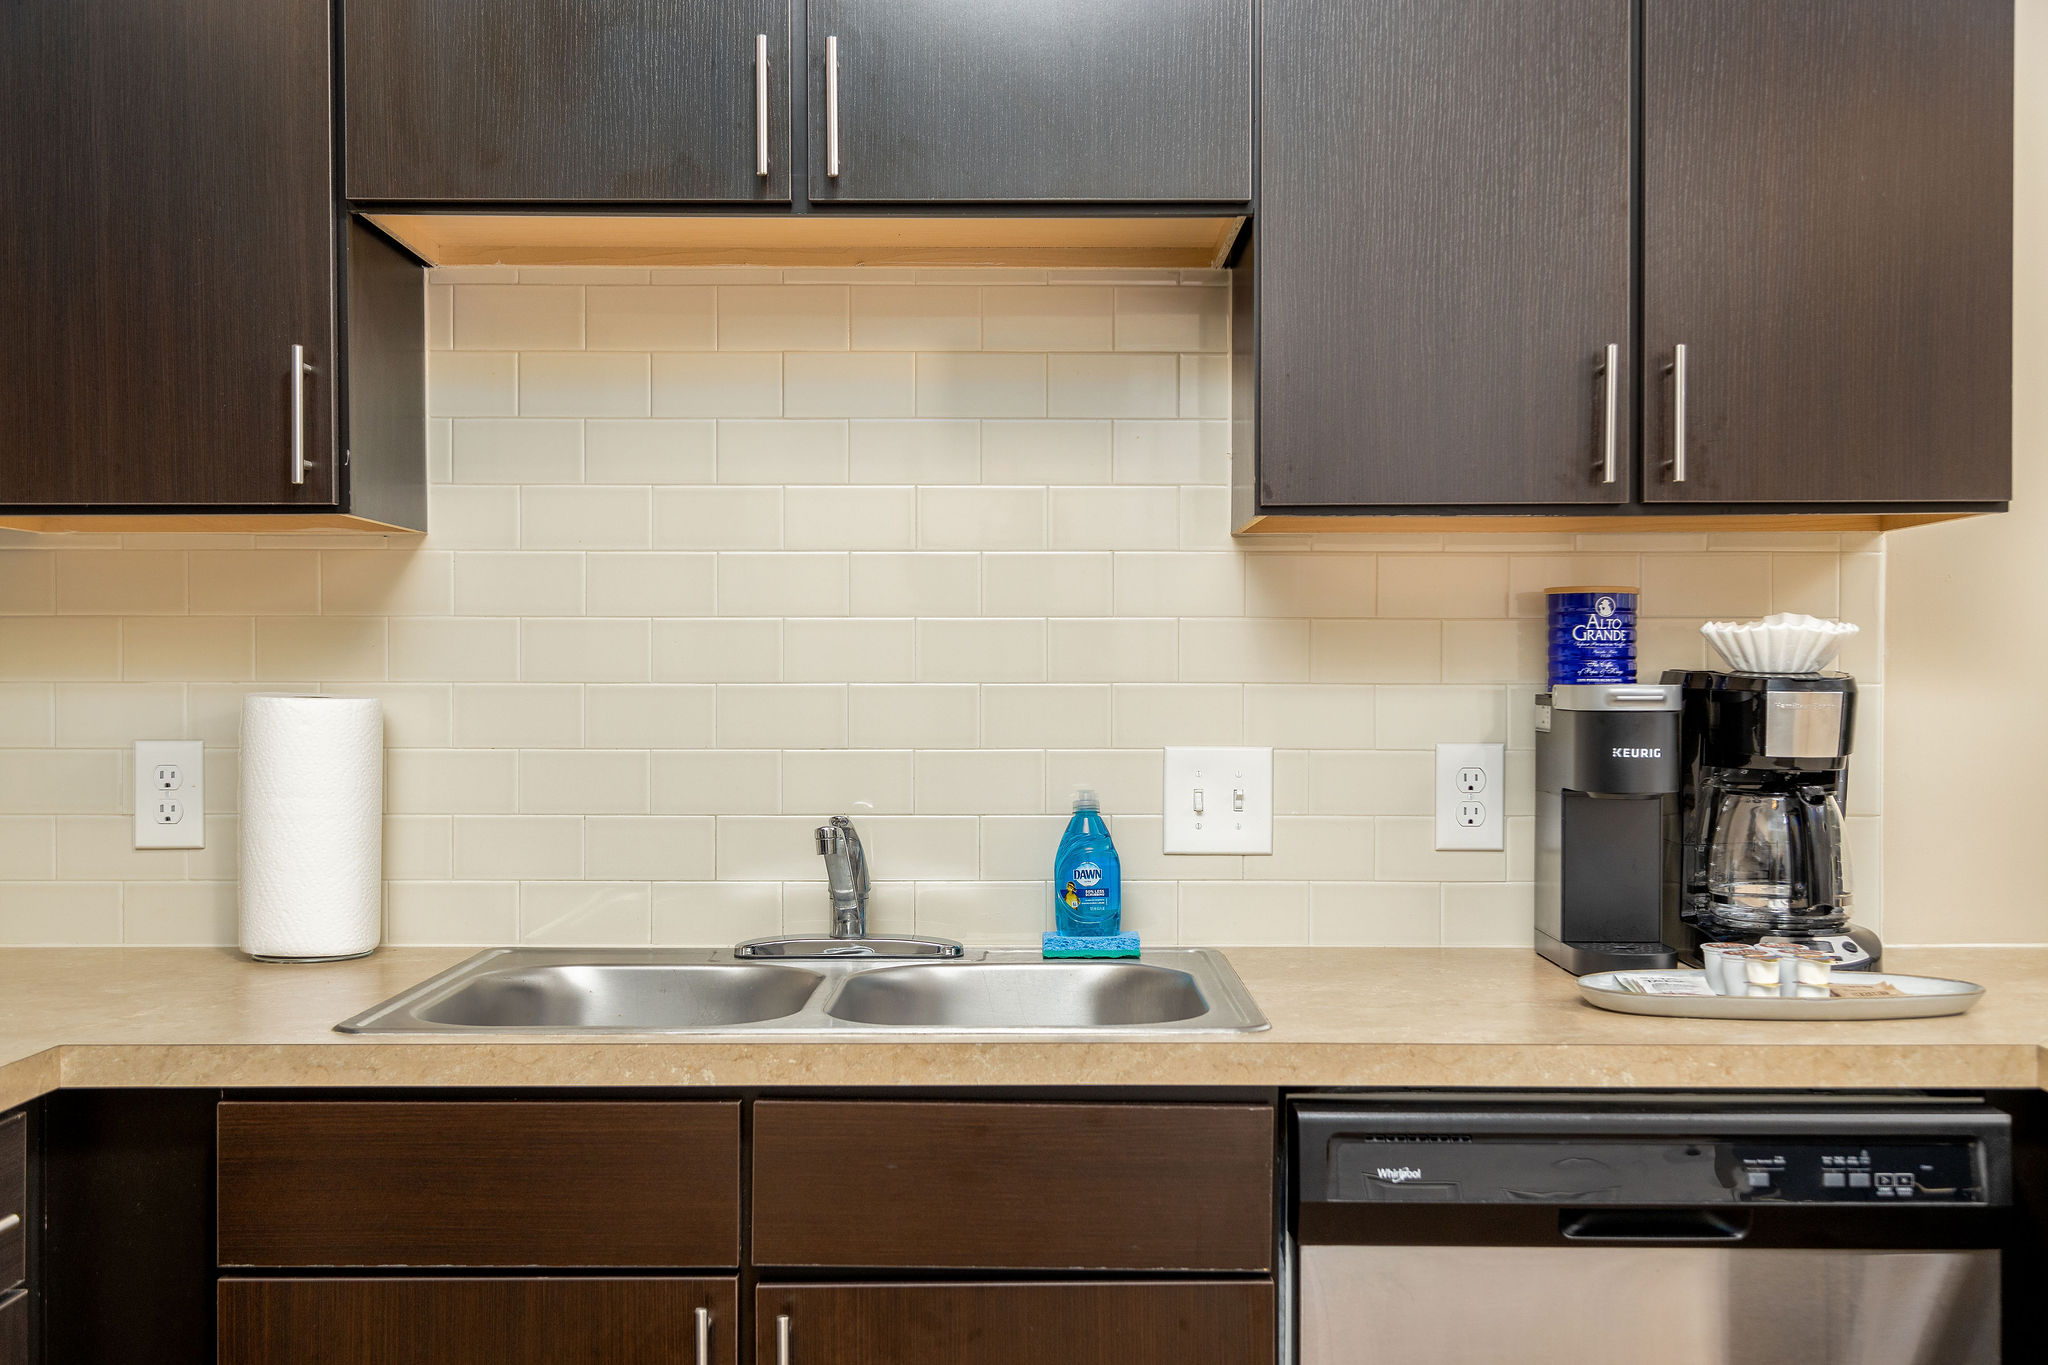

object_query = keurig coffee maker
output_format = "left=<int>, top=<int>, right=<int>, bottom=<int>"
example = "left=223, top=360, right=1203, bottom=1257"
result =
left=1662, top=669, right=1879, bottom=970
left=1534, top=684, right=1682, bottom=973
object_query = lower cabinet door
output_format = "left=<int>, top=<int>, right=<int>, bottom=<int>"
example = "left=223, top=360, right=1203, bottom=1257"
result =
left=754, top=1281, right=1275, bottom=1365
left=220, top=1277, right=738, bottom=1365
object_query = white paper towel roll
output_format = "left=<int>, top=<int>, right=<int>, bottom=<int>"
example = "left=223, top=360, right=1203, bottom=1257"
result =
left=238, top=695, right=384, bottom=961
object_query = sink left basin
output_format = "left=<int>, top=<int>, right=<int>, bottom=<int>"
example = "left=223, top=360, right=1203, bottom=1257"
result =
left=336, top=950, right=824, bottom=1032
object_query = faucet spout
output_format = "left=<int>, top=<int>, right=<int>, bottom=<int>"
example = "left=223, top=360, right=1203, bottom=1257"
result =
left=816, top=815, right=869, bottom=939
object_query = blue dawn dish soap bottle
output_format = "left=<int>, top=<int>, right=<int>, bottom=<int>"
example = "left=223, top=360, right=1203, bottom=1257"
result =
left=1054, top=789, right=1121, bottom=937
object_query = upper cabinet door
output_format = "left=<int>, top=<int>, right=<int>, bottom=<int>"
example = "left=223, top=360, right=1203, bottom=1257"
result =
left=0, top=0, right=337, bottom=509
left=1255, top=0, right=1632, bottom=509
left=805, top=0, right=1250, bottom=203
left=345, top=0, right=792, bottom=202
left=1642, top=0, right=2012, bottom=505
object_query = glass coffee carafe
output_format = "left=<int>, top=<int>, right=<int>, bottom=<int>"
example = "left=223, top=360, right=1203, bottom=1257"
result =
left=1702, top=780, right=1851, bottom=935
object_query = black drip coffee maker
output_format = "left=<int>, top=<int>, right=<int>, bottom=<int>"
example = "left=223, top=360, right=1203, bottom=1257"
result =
left=1663, top=669, right=1879, bottom=970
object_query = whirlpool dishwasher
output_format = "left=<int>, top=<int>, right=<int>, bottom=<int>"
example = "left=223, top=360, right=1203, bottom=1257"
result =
left=1292, top=1093, right=2014, bottom=1365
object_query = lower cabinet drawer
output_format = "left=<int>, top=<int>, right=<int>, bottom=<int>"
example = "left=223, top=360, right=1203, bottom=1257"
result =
left=754, top=1281, right=1276, bottom=1365
left=217, top=1101, right=741, bottom=1267
left=752, top=1101, right=1275, bottom=1271
left=219, top=1277, right=738, bottom=1365
left=0, top=1113, right=22, bottom=1290
left=0, top=1287, right=23, bottom=1365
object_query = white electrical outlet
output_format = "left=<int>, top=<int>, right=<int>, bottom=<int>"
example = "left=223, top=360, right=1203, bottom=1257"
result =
left=1435, top=742, right=1504, bottom=851
left=134, top=740, right=204, bottom=849
left=1162, top=746, right=1273, bottom=854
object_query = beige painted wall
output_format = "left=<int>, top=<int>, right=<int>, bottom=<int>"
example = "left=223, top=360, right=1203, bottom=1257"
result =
left=1885, top=1, right=2045, bottom=943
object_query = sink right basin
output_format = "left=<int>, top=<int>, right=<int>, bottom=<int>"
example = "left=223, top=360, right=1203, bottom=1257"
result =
left=823, top=960, right=1213, bottom=1028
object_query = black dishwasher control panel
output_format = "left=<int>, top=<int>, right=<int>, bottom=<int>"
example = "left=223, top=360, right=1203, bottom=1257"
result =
left=1294, top=1097, right=2010, bottom=1208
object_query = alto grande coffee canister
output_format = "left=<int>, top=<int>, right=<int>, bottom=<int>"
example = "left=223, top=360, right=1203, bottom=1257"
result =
left=1547, top=585, right=1636, bottom=686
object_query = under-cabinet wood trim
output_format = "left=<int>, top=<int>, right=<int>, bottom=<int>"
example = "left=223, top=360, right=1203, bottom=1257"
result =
left=1235, top=511, right=1983, bottom=536
left=362, top=212, right=1249, bottom=269
left=0, top=513, right=422, bottom=534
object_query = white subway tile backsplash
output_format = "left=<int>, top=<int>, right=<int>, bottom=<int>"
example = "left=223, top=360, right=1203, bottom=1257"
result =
left=1047, top=354, right=1179, bottom=418
left=585, top=285, right=715, bottom=350
left=519, top=486, right=651, bottom=549
left=0, top=269, right=1887, bottom=949
left=585, top=419, right=716, bottom=483
left=916, top=353, right=1046, bottom=418
left=717, top=285, right=849, bottom=350
left=981, top=420, right=1113, bottom=485
left=454, top=285, right=583, bottom=350
left=851, top=285, right=980, bottom=350
left=982, top=286, right=1114, bottom=351
left=451, top=418, right=583, bottom=484
left=917, top=487, right=1045, bottom=551
left=585, top=553, right=715, bottom=617
left=716, top=419, right=849, bottom=484
left=652, top=354, right=783, bottom=418
left=784, top=353, right=916, bottom=418
left=983, top=553, right=1112, bottom=616
left=518, top=352, right=650, bottom=417
left=849, top=420, right=980, bottom=483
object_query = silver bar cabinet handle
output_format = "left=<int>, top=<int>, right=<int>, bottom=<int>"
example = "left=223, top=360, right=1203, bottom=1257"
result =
left=0, top=1214, right=19, bottom=1236
left=1600, top=342, right=1618, bottom=484
left=825, top=35, right=841, bottom=178
left=695, top=1306, right=711, bottom=1365
left=776, top=1312, right=792, bottom=1365
left=754, top=35, right=769, bottom=177
left=289, top=344, right=312, bottom=486
left=1670, top=342, right=1688, bottom=483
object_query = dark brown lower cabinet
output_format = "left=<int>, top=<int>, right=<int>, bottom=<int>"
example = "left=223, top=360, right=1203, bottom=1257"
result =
left=754, top=1281, right=1275, bottom=1365
left=0, top=1288, right=23, bottom=1365
left=219, top=1277, right=738, bottom=1365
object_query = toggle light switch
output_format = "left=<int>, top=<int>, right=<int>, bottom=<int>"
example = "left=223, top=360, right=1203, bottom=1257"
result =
left=1163, top=747, right=1273, bottom=854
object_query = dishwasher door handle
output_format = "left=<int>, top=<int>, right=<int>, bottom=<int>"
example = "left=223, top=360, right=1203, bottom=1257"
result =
left=1560, top=1209, right=1751, bottom=1243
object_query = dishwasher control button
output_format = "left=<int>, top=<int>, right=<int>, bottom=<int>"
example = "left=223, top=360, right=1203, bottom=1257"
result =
left=1823, top=1172, right=1846, bottom=1188
left=1746, top=1171, right=1772, bottom=1188
left=1849, top=1172, right=1872, bottom=1188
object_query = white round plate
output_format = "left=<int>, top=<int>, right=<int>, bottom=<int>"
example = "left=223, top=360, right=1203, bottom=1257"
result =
left=1578, top=970, right=1984, bottom=1021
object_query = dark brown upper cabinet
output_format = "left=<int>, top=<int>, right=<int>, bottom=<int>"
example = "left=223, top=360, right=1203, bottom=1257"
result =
left=1250, top=0, right=1634, bottom=510
left=0, top=0, right=423, bottom=530
left=1640, top=0, right=2012, bottom=506
left=345, top=0, right=793, bottom=203
left=1242, top=0, right=2012, bottom=528
left=805, top=0, right=1251, bottom=204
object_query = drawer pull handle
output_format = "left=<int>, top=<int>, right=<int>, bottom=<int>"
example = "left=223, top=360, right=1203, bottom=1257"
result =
left=289, top=344, right=314, bottom=486
left=754, top=35, right=770, bottom=178
left=695, top=1305, right=711, bottom=1365
left=825, top=35, right=841, bottom=178
left=1599, top=342, right=1618, bottom=485
left=777, top=1311, right=792, bottom=1365
left=1667, top=342, right=1689, bottom=483
left=0, top=1214, right=18, bottom=1236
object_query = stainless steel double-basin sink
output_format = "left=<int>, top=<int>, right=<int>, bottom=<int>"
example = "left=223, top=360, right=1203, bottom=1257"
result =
left=335, top=946, right=1268, bottom=1036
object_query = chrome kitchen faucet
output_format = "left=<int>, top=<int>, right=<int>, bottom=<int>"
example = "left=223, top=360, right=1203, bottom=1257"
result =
left=734, top=815, right=963, bottom=959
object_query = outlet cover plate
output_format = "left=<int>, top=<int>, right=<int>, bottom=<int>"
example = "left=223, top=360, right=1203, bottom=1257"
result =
left=1163, top=746, right=1273, bottom=854
left=1435, top=742, right=1505, bottom=851
left=135, top=740, right=204, bottom=849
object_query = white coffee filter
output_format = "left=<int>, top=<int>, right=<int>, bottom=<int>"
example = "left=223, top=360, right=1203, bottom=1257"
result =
left=1700, top=613, right=1859, bottom=673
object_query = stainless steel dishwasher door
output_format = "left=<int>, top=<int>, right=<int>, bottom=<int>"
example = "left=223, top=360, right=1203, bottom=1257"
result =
left=1300, top=1243, right=1999, bottom=1365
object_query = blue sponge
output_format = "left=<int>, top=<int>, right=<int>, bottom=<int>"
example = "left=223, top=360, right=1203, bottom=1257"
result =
left=1042, top=931, right=1140, bottom=959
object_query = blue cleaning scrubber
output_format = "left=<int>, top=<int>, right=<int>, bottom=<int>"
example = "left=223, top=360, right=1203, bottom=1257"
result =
left=1042, top=931, right=1140, bottom=959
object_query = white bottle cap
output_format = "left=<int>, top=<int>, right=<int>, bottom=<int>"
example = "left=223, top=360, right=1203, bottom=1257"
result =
left=1072, top=788, right=1099, bottom=811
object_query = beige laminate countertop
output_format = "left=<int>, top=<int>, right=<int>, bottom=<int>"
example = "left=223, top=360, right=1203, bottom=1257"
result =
left=0, top=945, right=2044, bottom=1109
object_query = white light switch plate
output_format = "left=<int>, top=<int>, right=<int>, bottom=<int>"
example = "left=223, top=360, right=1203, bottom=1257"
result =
left=1434, top=742, right=1504, bottom=851
left=1163, top=746, right=1273, bottom=854
left=134, top=740, right=204, bottom=849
